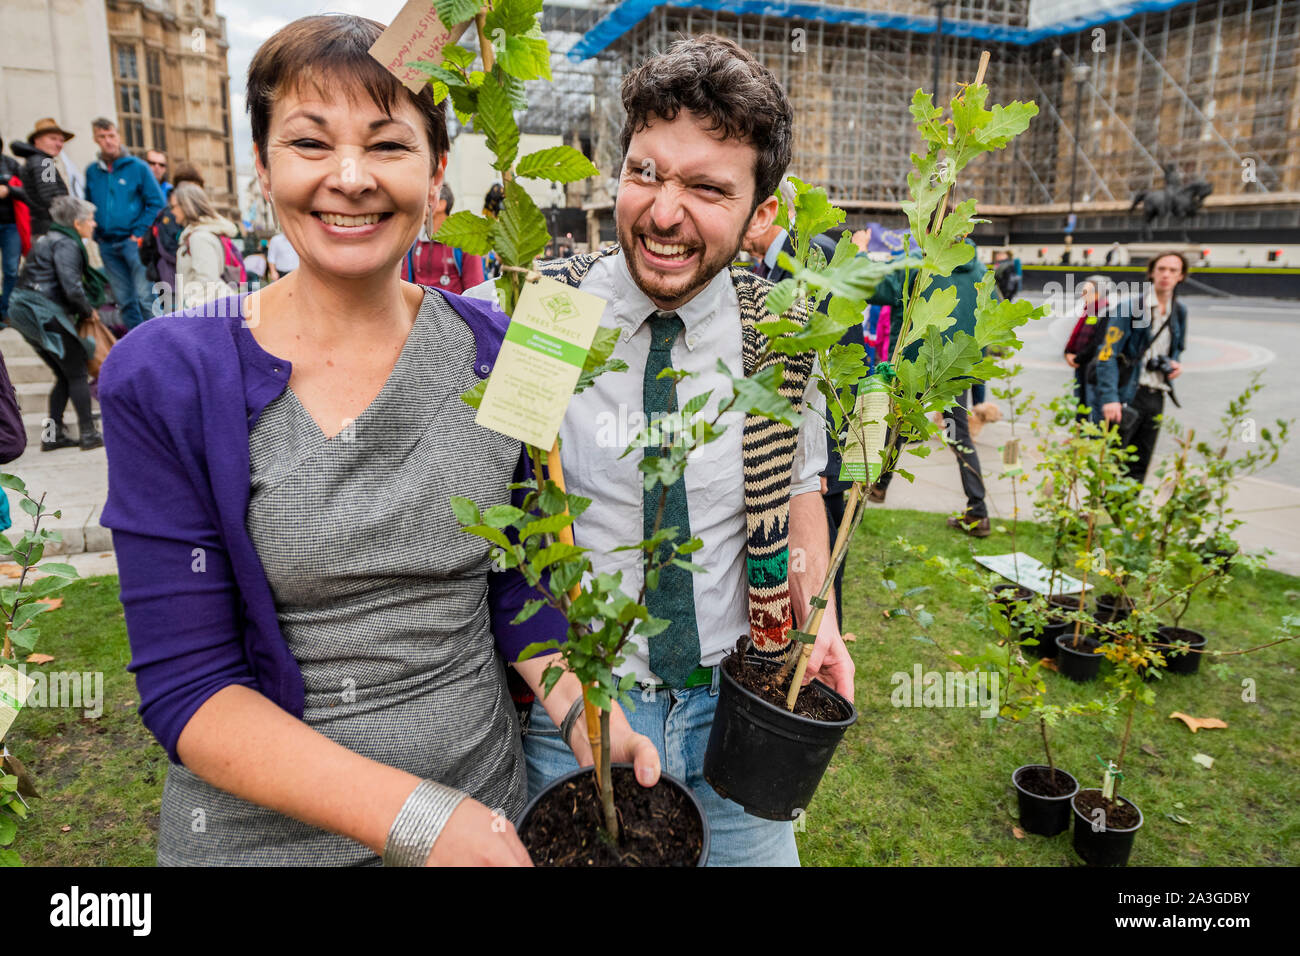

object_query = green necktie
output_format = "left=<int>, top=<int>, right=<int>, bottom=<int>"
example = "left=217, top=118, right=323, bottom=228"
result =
left=642, top=310, right=702, bottom=687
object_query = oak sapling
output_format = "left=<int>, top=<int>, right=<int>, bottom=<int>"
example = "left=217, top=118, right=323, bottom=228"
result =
left=756, top=54, right=1047, bottom=708
left=427, top=0, right=806, bottom=853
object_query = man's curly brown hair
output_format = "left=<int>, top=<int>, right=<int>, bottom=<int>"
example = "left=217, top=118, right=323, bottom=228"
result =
left=619, top=35, right=793, bottom=212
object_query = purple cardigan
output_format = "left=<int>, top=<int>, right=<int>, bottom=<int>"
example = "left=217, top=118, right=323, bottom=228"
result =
left=99, top=292, right=566, bottom=763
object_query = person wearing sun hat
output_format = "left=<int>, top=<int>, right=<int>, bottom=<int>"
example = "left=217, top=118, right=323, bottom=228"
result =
left=13, top=118, right=75, bottom=238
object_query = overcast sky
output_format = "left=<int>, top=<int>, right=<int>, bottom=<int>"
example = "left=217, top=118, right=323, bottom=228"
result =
left=221, top=1, right=411, bottom=172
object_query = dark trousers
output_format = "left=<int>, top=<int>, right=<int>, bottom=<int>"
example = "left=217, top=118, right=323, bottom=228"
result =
left=35, top=324, right=93, bottom=435
left=877, top=389, right=987, bottom=519
left=0, top=223, right=19, bottom=320
left=823, top=490, right=846, bottom=632
left=1127, top=385, right=1165, bottom=483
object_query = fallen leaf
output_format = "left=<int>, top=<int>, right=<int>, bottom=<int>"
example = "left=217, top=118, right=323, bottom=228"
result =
left=842, top=632, right=857, bottom=643
left=37, top=598, right=62, bottom=611
left=24, top=653, right=54, bottom=665
left=1012, top=826, right=1026, bottom=839
left=1140, top=744, right=1162, bottom=758
left=1040, top=658, right=1059, bottom=673
left=60, top=825, right=71, bottom=832
left=1170, top=711, right=1228, bottom=733
left=98, top=553, right=111, bottom=558
left=1191, top=753, right=1215, bottom=769
left=1166, top=813, right=1193, bottom=826
left=2, top=751, right=39, bottom=798
left=0, top=564, right=21, bottom=579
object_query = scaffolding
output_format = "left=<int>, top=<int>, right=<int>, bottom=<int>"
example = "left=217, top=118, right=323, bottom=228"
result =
left=576, top=0, right=1300, bottom=224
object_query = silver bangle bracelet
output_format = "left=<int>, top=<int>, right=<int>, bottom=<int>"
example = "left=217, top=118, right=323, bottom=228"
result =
left=382, top=780, right=468, bottom=867
left=559, top=695, right=585, bottom=750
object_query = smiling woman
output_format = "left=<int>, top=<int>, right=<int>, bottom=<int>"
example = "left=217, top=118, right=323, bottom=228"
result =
left=95, top=13, right=658, bottom=867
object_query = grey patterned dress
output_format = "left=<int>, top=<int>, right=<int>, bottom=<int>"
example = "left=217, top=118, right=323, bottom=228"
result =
left=156, top=289, right=527, bottom=865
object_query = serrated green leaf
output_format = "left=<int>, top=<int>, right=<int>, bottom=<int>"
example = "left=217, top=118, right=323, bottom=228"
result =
left=485, top=0, right=541, bottom=37
left=482, top=504, right=526, bottom=529
left=516, top=146, right=598, bottom=183
left=8, top=627, right=37, bottom=651
left=0, top=475, right=26, bottom=494
left=435, top=211, right=494, bottom=256
left=765, top=279, right=798, bottom=316
left=721, top=361, right=802, bottom=428
left=681, top=390, right=712, bottom=417
left=511, top=598, right=549, bottom=626
left=520, top=513, right=575, bottom=541
left=441, top=43, right=476, bottom=70
left=433, top=0, right=483, bottom=27
left=475, top=74, right=519, bottom=171
left=18, top=498, right=37, bottom=518
left=492, top=180, right=549, bottom=267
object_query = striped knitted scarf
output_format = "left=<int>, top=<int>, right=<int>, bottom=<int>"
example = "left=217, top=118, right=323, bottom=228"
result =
left=539, top=246, right=814, bottom=654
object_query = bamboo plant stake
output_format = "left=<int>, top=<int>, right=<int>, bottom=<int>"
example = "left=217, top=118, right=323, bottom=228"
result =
left=545, top=442, right=606, bottom=791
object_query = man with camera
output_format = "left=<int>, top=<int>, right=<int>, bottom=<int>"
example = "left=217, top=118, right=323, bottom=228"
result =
left=1095, top=251, right=1189, bottom=482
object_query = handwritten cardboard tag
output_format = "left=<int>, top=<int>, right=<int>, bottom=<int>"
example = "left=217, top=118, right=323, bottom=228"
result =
left=368, top=0, right=472, bottom=94
left=476, top=277, right=607, bottom=449
left=0, top=664, right=36, bottom=740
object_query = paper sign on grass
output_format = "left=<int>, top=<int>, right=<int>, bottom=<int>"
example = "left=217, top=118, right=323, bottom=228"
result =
left=367, top=0, right=471, bottom=94
left=0, top=664, right=36, bottom=740
left=973, top=552, right=1090, bottom=595
left=476, top=277, right=607, bottom=449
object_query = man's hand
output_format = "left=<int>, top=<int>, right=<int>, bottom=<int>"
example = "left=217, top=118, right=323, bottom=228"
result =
left=425, top=798, right=532, bottom=866
left=0, top=184, right=8, bottom=199
left=567, top=701, right=662, bottom=789
left=1064, top=352, right=1077, bottom=368
left=1102, top=402, right=1123, bottom=424
left=1167, top=360, right=1182, bottom=380
left=805, top=628, right=855, bottom=702
left=819, top=476, right=828, bottom=495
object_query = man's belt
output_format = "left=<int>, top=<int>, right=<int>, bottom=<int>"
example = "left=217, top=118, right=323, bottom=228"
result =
left=639, top=665, right=714, bottom=691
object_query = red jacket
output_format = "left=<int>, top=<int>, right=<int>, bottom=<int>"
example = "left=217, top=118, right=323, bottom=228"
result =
left=401, top=240, right=486, bottom=294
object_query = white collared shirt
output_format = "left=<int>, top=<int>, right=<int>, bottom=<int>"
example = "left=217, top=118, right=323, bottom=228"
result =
left=1138, top=298, right=1173, bottom=392
left=465, top=252, right=826, bottom=681
left=762, top=228, right=789, bottom=274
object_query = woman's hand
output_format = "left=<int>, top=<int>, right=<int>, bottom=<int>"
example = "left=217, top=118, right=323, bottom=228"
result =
left=425, top=798, right=532, bottom=866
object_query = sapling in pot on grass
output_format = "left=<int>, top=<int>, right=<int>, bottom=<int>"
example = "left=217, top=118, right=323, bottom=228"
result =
left=702, top=53, right=1047, bottom=820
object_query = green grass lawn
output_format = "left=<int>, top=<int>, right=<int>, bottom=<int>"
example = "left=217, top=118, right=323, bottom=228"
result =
left=6, top=508, right=1298, bottom=865
left=797, top=508, right=1300, bottom=866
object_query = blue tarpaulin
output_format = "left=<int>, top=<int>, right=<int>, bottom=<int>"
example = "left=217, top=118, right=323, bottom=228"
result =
left=569, top=0, right=1200, bottom=60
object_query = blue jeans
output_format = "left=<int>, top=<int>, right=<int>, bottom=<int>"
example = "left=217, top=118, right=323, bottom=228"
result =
left=0, top=223, right=19, bottom=320
left=98, top=236, right=152, bottom=329
left=524, top=671, right=800, bottom=867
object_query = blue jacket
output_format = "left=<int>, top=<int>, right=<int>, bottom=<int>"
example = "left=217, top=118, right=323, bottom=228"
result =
left=85, top=153, right=165, bottom=242
left=1093, top=292, right=1187, bottom=406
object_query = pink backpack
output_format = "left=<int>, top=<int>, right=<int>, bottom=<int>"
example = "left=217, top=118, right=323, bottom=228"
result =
left=218, top=235, right=247, bottom=285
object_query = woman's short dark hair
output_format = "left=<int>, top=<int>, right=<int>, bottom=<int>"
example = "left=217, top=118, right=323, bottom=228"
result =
left=1146, top=250, right=1189, bottom=278
left=246, top=14, right=448, bottom=167
left=619, top=35, right=793, bottom=211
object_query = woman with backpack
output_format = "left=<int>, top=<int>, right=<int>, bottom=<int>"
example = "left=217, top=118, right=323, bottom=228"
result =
left=171, top=182, right=243, bottom=309
left=1063, top=274, right=1113, bottom=420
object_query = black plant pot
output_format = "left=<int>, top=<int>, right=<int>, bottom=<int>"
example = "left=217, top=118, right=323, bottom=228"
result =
left=1072, top=790, right=1143, bottom=866
left=703, top=656, right=857, bottom=821
left=1012, top=765, right=1079, bottom=837
left=1093, top=592, right=1134, bottom=624
left=1156, top=626, right=1208, bottom=675
left=1055, top=632, right=1103, bottom=682
left=517, top=763, right=710, bottom=866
